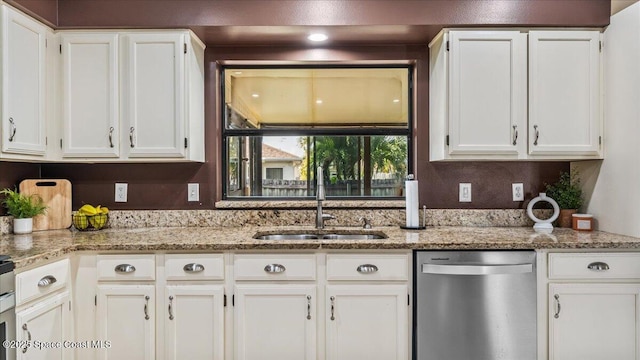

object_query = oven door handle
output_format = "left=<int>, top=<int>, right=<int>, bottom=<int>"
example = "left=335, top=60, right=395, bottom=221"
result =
left=0, top=291, right=15, bottom=313
left=421, top=263, right=533, bottom=275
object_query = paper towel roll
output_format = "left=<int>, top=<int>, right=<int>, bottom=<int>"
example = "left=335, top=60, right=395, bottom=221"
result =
left=405, top=179, right=419, bottom=227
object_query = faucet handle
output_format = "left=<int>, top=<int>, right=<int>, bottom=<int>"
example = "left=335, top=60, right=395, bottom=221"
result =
left=359, top=217, right=372, bottom=229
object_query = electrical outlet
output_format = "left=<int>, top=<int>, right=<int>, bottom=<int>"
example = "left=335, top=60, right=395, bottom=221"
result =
left=512, top=183, right=524, bottom=201
left=115, top=183, right=128, bottom=202
left=188, top=183, right=199, bottom=202
left=459, top=183, right=471, bottom=202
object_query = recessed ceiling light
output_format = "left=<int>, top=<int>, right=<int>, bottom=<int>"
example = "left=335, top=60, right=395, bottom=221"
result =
left=393, top=99, right=400, bottom=103
left=316, top=99, right=323, bottom=104
left=308, top=33, right=328, bottom=42
left=252, top=93, right=259, bottom=98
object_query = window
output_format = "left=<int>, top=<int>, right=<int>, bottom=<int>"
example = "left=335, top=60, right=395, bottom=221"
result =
left=265, top=168, right=284, bottom=180
left=222, top=66, right=412, bottom=199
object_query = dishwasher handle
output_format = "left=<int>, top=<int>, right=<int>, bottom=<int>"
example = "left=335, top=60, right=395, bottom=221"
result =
left=422, top=263, right=533, bottom=275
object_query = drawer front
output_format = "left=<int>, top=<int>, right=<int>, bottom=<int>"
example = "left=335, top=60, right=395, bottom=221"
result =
left=327, top=254, right=409, bottom=281
left=97, top=254, right=155, bottom=281
left=17, top=258, right=69, bottom=305
left=234, top=254, right=316, bottom=281
left=165, top=254, right=224, bottom=280
left=549, top=253, right=640, bottom=279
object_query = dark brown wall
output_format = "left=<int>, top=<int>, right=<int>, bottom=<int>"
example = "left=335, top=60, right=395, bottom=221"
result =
left=57, top=0, right=610, bottom=28
left=6, top=0, right=57, bottom=27
left=0, top=162, right=40, bottom=215
left=2, top=0, right=596, bottom=210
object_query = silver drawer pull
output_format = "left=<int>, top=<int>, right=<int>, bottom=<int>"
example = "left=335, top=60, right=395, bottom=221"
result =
left=554, top=294, right=561, bottom=319
left=183, top=263, right=205, bottom=273
left=168, top=295, right=174, bottom=320
left=264, top=264, right=286, bottom=273
left=8, top=117, right=16, bottom=142
left=37, top=275, right=57, bottom=287
left=144, top=295, right=150, bottom=320
left=356, top=264, right=379, bottom=274
left=115, top=264, right=136, bottom=273
left=587, top=262, right=610, bottom=271
left=22, top=323, right=31, bottom=353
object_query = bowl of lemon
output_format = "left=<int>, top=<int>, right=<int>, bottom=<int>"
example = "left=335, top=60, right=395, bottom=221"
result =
left=73, top=204, right=109, bottom=231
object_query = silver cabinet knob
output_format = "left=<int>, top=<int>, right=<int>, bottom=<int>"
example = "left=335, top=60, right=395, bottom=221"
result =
left=183, top=263, right=205, bottom=273
left=37, top=275, right=57, bottom=287
left=115, top=264, right=136, bottom=273
left=356, top=264, right=379, bottom=274
left=264, top=264, right=286, bottom=273
left=587, top=262, right=610, bottom=271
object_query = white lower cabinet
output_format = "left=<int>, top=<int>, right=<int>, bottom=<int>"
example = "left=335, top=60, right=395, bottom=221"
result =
left=234, top=284, right=317, bottom=360
left=16, top=291, right=72, bottom=360
left=548, top=283, right=640, bottom=360
left=96, top=284, right=155, bottom=360
left=163, top=284, right=225, bottom=360
left=326, top=285, right=408, bottom=360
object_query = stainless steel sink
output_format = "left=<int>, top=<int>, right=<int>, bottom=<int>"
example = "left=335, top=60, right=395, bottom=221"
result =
left=253, top=234, right=319, bottom=240
left=321, top=233, right=386, bottom=240
left=253, top=231, right=387, bottom=240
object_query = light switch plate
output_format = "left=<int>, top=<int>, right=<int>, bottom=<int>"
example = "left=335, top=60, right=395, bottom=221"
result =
left=188, top=183, right=199, bottom=202
left=459, top=183, right=471, bottom=202
left=512, top=183, right=524, bottom=201
left=115, top=183, right=128, bottom=202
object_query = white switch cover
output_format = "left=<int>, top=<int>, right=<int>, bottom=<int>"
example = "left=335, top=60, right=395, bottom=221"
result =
left=115, top=183, right=128, bottom=202
left=188, top=183, right=199, bottom=202
left=459, top=183, right=471, bottom=202
left=512, top=183, right=524, bottom=201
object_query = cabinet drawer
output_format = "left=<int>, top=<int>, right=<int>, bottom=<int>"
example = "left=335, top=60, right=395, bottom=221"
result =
left=327, top=254, right=409, bottom=281
left=234, top=254, right=316, bottom=281
left=164, top=254, right=224, bottom=280
left=97, top=254, right=155, bottom=281
left=17, top=258, right=69, bottom=305
left=549, top=253, right=640, bottom=279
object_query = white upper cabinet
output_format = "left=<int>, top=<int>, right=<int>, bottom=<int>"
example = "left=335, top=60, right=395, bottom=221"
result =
left=60, top=33, right=119, bottom=158
left=1, top=5, right=48, bottom=158
left=529, top=30, right=602, bottom=157
left=447, top=31, right=527, bottom=158
left=121, top=33, right=186, bottom=159
left=429, top=29, right=603, bottom=161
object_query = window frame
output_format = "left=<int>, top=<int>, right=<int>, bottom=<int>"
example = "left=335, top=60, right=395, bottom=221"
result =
left=221, top=64, right=414, bottom=201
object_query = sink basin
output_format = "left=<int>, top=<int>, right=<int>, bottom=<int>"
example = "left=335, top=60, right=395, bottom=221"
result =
left=322, top=234, right=386, bottom=240
left=253, top=234, right=319, bottom=240
left=253, top=231, right=387, bottom=240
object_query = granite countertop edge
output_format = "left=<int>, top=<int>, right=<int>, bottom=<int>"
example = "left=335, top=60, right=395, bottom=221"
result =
left=3, top=225, right=640, bottom=270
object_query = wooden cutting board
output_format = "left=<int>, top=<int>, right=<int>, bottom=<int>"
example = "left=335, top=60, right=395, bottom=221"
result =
left=19, top=179, right=72, bottom=231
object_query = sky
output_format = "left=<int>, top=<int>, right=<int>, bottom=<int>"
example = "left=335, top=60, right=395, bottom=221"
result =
left=262, top=136, right=305, bottom=157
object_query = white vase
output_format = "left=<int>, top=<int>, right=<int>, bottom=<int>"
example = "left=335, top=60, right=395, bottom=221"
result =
left=13, top=218, right=33, bottom=234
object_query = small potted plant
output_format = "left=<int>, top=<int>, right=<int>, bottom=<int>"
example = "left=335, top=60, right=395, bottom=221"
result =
left=0, top=188, right=47, bottom=234
left=544, top=171, right=583, bottom=228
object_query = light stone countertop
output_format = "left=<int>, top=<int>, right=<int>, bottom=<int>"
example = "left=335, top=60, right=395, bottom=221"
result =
left=2, top=225, right=640, bottom=270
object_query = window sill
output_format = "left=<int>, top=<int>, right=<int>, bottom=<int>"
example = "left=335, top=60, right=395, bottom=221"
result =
left=215, top=200, right=405, bottom=210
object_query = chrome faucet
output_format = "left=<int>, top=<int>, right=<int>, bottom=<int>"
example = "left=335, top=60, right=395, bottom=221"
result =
left=316, top=166, right=335, bottom=229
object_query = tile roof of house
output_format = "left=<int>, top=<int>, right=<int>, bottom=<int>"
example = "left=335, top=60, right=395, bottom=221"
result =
left=262, top=143, right=302, bottom=160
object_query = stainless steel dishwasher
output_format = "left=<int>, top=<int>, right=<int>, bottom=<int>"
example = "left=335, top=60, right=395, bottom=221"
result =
left=414, top=251, right=536, bottom=360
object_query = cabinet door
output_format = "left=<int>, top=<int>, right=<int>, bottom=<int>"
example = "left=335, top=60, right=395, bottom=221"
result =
left=234, top=284, right=316, bottom=360
left=529, top=31, right=602, bottom=156
left=61, top=33, right=119, bottom=158
left=326, top=285, right=408, bottom=360
left=16, top=291, right=71, bottom=360
left=122, top=33, right=185, bottom=158
left=1, top=6, right=47, bottom=156
left=163, top=285, right=224, bottom=360
left=96, top=285, right=154, bottom=360
left=448, top=31, right=527, bottom=156
left=549, top=283, right=640, bottom=360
